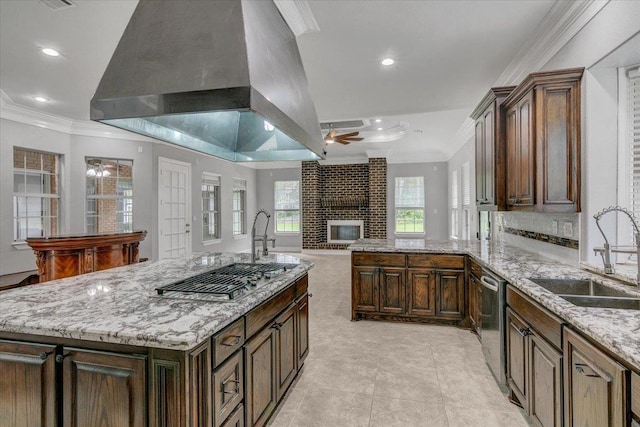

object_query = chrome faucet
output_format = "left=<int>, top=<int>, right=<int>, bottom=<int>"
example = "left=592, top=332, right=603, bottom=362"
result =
left=593, top=206, right=640, bottom=286
left=251, top=209, right=276, bottom=263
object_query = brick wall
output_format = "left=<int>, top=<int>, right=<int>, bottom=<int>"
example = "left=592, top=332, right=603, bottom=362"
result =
left=301, top=158, right=387, bottom=249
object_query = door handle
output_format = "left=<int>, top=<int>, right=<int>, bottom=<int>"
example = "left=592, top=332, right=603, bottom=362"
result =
left=480, top=276, right=499, bottom=292
left=185, top=230, right=190, bottom=233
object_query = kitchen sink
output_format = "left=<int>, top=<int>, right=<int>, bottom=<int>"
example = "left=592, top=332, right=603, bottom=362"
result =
left=528, top=278, right=635, bottom=298
left=560, top=295, right=640, bottom=310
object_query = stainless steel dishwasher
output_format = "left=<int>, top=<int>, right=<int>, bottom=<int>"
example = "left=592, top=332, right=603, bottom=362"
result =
left=480, top=268, right=507, bottom=388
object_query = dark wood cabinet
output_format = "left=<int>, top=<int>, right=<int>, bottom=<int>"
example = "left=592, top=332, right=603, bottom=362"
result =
left=406, top=268, right=436, bottom=317
left=62, top=348, right=147, bottom=427
left=296, top=294, right=309, bottom=368
left=471, top=86, right=515, bottom=210
left=0, top=341, right=57, bottom=427
left=214, top=351, right=243, bottom=427
left=435, top=269, right=465, bottom=319
left=275, top=304, right=297, bottom=402
left=468, top=273, right=482, bottom=336
left=245, top=323, right=277, bottom=427
left=503, top=68, right=583, bottom=212
left=507, top=287, right=563, bottom=427
left=352, top=266, right=379, bottom=313
left=379, top=267, right=406, bottom=314
left=564, top=327, right=627, bottom=427
left=221, top=403, right=245, bottom=427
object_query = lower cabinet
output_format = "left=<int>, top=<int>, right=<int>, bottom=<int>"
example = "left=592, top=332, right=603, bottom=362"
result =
left=213, top=351, right=244, bottom=427
left=0, top=341, right=147, bottom=427
left=563, top=327, right=627, bottom=427
left=245, top=324, right=277, bottom=427
left=468, top=273, right=482, bottom=335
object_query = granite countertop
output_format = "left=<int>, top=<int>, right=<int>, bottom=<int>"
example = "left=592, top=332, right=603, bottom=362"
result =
left=349, top=238, right=640, bottom=372
left=0, top=252, right=312, bottom=351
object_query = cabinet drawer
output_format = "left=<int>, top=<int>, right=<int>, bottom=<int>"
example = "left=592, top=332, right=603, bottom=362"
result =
left=469, top=258, right=483, bottom=278
left=352, top=252, right=405, bottom=267
left=221, top=403, right=244, bottom=427
left=295, top=274, right=308, bottom=298
left=407, top=254, right=465, bottom=269
left=507, top=286, right=563, bottom=349
left=213, top=318, right=245, bottom=367
left=213, top=351, right=243, bottom=427
left=633, top=371, right=640, bottom=419
left=246, top=285, right=295, bottom=338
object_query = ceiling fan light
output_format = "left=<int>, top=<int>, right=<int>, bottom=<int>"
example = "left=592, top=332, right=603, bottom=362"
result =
left=325, top=139, right=335, bottom=144
left=381, top=58, right=394, bottom=66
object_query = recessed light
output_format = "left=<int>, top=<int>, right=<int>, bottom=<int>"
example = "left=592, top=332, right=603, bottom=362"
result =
left=34, top=96, right=49, bottom=102
left=375, top=119, right=382, bottom=123
left=380, top=58, right=394, bottom=66
left=377, top=127, right=383, bottom=131
left=41, top=48, right=60, bottom=57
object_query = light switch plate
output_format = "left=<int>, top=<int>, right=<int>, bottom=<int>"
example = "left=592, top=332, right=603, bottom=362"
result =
left=552, top=220, right=559, bottom=235
left=563, top=222, right=573, bottom=237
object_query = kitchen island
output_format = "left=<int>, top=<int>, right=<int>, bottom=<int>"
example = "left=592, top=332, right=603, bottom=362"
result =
left=349, top=238, right=640, bottom=426
left=0, top=252, right=313, bottom=427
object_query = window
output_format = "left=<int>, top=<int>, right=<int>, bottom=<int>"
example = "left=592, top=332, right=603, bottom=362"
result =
left=451, top=169, right=459, bottom=239
left=629, top=66, right=640, bottom=230
left=202, top=173, right=221, bottom=241
left=274, top=180, right=300, bottom=233
left=85, top=158, right=133, bottom=234
left=395, top=177, right=425, bottom=233
left=13, top=148, right=60, bottom=240
left=462, top=162, right=471, bottom=240
left=232, top=178, right=246, bottom=235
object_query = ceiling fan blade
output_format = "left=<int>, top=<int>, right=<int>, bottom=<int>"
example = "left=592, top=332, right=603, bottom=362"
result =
left=337, top=131, right=360, bottom=138
left=339, top=136, right=364, bottom=141
left=335, top=139, right=351, bottom=145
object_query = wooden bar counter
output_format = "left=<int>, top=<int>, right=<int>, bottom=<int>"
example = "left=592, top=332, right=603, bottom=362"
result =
left=26, top=230, right=147, bottom=282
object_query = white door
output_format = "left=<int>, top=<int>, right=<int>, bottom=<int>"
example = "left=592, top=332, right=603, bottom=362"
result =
left=158, top=157, right=192, bottom=258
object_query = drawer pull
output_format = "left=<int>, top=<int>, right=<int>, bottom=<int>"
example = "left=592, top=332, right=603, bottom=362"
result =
left=221, top=335, right=241, bottom=346
left=575, top=363, right=601, bottom=378
left=39, top=351, right=53, bottom=360
left=516, top=327, right=532, bottom=337
left=271, top=322, right=283, bottom=331
left=222, top=379, right=240, bottom=394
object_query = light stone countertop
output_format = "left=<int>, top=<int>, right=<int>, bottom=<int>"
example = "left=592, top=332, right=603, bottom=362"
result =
left=0, top=252, right=312, bottom=351
left=348, top=238, right=640, bottom=372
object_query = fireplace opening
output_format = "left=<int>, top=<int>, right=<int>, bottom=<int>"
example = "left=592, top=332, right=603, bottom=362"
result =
left=327, top=220, right=364, bottom=244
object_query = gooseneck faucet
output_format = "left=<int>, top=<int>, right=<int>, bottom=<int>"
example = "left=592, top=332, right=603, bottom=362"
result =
left=593, top=206, right=640, bottom=286
left=251, top=209, right=276, bottom=263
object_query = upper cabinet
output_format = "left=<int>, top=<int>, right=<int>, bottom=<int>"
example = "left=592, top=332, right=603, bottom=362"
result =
left=503, top=68, right=584, bottom=212
left=471, top=86, right=516, bottom=210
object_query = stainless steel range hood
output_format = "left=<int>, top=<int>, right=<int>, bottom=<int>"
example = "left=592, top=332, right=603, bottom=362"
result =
left=90, top=0, right=324, bottom=162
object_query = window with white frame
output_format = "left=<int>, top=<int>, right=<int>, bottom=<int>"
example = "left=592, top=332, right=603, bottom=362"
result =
left=274, top=180, right=300, bottom=233
left=232, top=178, right=247, bottom=235
left=462, top=162, right=471, bottom=240
left=628, top=66, right=640, bottom=231
left=85, top=158, right=133, bottom=234
left=450, top=169, right=459, bottom=239
left=395, top=176, right=425, bottom=233
left=13, top=148, right=60, bottom=240
left=202, top=172, right=221, bottom=241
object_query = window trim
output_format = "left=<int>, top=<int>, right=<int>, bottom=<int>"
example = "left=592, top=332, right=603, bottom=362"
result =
left=394, top=176, right=425, bottom=235
left=232, top=178, right=247, bottom=236
left=201, top=172, right=222, bottom=243
left=450, top=169, right=459, bottom=239
left=274, top=180, right=301, bottom=235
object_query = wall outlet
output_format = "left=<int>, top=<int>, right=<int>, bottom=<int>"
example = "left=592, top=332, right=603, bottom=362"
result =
left=552, top=220, right=559, bottom=235
left=563, top=222, right=573, bottom=237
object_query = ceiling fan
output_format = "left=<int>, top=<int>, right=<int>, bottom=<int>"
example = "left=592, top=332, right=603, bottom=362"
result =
left=323, top=129, right=364, bottom=145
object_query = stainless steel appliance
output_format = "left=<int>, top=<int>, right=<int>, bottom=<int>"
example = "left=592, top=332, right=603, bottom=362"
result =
left=480, top=268, right=508, bottom=388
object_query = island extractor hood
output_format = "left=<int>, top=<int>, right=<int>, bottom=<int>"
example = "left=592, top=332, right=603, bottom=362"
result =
left=90, top=0, right=324, bottom=162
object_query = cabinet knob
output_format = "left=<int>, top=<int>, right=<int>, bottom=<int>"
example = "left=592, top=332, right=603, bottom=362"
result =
left=308, top=293, right=313, bottom=298
left=39, top=351, right=53, bottom=360
left=270, top=322, right=283, bottom=331
left=55, top=354, right=70, bottom=364
left=516, top=327, right=531, bottom=337
left=221, top=335, right=241, bottom=346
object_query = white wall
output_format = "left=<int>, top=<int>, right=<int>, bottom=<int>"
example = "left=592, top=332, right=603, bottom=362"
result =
left=387, top=162, right=448, bottom=240
left=447, top=138, right=476, bottom=240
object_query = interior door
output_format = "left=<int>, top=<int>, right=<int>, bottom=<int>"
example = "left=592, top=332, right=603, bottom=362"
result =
left=158, top=157, right=192, bottom=259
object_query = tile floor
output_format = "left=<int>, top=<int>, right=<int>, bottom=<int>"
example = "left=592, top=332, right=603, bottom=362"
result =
left=267, top=252, right=530, bottom=427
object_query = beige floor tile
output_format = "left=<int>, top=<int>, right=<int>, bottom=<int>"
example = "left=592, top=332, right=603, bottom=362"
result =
left=369, top=397, right=449, bottom=427
left=445, top=406, right=530, bottom=427
left=288, top=388, right=373, bottom=427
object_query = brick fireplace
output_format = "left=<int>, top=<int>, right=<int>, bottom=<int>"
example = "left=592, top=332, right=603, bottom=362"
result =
left=301, top=158, right=387, bottom=249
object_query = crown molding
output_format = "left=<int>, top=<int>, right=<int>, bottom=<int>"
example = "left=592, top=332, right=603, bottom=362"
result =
left=495, top=0, right=609, bottom=86
left=274, top=0, right=320, bottom=37
left=0, top=92, right=155, bottom=142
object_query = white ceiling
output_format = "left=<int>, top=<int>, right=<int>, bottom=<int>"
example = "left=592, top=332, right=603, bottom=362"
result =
left=0, top=0, right=556, bottom=164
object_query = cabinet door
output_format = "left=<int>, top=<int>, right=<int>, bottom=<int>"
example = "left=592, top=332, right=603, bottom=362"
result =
left=435, top=269, right=464, bottom=319
left=529, top=333, right=562, bottom=427
left=221, top=403, right=244, bottom=427
left=468, top=274, right=479, bottom=331
left=475, top=276, right=483, bottom=336
left=245, top=326, right=276, bottom=427
left=506, top=308, right=529, bottom=409
left=296, top=294, right=309, bottom=367
left=352, top=266, right=378, bottom=314
left=506, top=105, right=519, bottom=207
left=0, top=341, right=57, bottom=427
left=275, top=304, right=297, bottom=402
left=213, top=351, right=243, bottom=427
left=406, top=269, right=436, bottom=317
left=516, top=93, right=535, bottom=206
left=564, top=328, right=627, bottom=427
left=483, top=107, right=495, bottom=205
left=379, top=267, right=406, bottom=314
left=475, top=118, right=486, bottom=204
left=62, top=348, right=146, bottom=427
